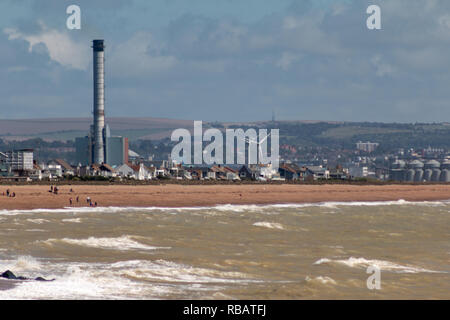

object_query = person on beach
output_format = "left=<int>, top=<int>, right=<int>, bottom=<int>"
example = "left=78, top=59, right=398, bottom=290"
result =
left=87, top=196, right=90, bottom=204
left=69, top=198, right=73, bottom=206
left=50, top=186, right=53, bottom=193
left=76, top=196, right=79, bottom=203
left=6, top=189, right=9, bottom=197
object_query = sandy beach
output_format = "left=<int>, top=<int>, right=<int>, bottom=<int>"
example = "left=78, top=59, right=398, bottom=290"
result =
left=1, top=184, right=450, bottom=210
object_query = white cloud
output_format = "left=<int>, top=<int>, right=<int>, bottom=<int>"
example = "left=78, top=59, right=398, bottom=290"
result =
left=109, top=32, right=177, bottom=77
left=276, top=52, right=301, bottom=71
left=3, top=21, right=89, bottom=70
left=371, top=55, right=395, bottom=77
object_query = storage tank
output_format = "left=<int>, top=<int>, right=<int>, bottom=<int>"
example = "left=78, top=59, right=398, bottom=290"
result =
left=440, top=169, right=450, bottom=182
left=423, top=169, right=433, bottom=181
left=425, top=160, right=440, bottom=169
left=414, top=169, right=423, bottom=182
left=406, top=169, right=415, bottom=182
left=441, top=160, right=450, bottom=170
left=431, top=169, right=441, bottom=182
left=409, top=160, right=424, bottom=169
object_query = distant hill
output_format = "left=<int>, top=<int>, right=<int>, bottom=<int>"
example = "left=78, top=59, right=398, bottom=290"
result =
left=1, top=118, right=450, bottom=151
left=0, top=117, right=194, bottom=141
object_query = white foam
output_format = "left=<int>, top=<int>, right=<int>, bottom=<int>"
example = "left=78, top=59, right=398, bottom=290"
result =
left=314, top=256, right=446, bottom=274
left=61, top=218, right=82, bottom=223
left=39, top=236, right=170, bottom=252
left=0, top=257, right=257, bottom=299
left=0, top=256, right=44, bottom=276
left=253, top=222, right=284, bottom=230
left=26, top=219, right=49, bottom=224
left=305, top=276, right=337, bottom=285
left=109, top=259, right=258, bottom=284
left=1, top=199, right=448, bottom=216
left=0, top=262, right=160, bottom=300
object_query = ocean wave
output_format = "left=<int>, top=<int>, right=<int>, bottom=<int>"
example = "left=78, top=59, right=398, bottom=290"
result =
left=0, top=255, right=45, bottom=276
left=0, top=257, right=257, bottom=299
left=314, top=257, right=446, bottom=274
left=109, top=259, right=258, bottom=284
left=39, top=236, right=171, bottom=252
left=305, top=276, right=337, bottom=285
left=61, top=218, right=82, bottom=223
left=0, top=262, right=158, bottom=300
left=26, top=219, right=49, bottom=224
left=0, top=199, right=449, bottom=216
left=252, top=222, right=284, bottom=230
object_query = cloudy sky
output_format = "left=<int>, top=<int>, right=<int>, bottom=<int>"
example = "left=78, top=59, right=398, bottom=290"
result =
left=1, top=0, right=450, bottom=122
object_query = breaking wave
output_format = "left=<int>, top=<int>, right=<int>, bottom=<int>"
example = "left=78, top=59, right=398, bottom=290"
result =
left=39, top=236, right=171, bottom=252
left=253, top=222, right=284, bottom=230
left=1, top=199, right=449, bottom=216
left=61, top=218, right=82, bottom=223
left=305, top=276, right=337, bottom=285
left=314, top=257, right=446, bottom=274
left=0, top=256, right=258, bottom=299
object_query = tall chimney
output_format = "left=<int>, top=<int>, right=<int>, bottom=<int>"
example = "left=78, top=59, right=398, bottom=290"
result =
left=92, top=40, right=105, bottom=164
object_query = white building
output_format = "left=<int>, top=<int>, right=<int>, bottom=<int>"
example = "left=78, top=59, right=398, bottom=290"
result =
left=115, top=164, right=135, bottom=178
left=131, top=163, right=152, bottom=180
left=356, top=142, right=379, bottom=153
left=6, top=149, right=33, bottom=171
left=349, top=166, right=369, bottom=178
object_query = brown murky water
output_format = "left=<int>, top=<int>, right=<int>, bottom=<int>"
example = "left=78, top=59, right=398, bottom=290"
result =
left=0, top=200, right=449, bottom=299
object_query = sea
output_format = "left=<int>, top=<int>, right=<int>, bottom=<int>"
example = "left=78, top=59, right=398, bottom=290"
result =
left=0, top=200, right=448, bottom=299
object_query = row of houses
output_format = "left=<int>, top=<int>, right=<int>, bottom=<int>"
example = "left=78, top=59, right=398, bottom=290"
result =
left=20, top=158, right=347, bottom=182
left=1, top=148, right=349, bottom=182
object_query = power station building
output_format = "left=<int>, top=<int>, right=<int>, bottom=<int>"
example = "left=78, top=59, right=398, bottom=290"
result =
left=75, top=40, right=129, bottom=166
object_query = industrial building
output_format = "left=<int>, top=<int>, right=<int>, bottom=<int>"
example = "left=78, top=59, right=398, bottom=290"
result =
left=389, top=159, right=450, bottom=182
left=75, top=40, right=129, bottom=166
left=75, top=125, right=129, bottom=166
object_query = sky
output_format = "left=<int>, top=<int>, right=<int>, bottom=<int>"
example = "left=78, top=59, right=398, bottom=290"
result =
left=1, top=0, right=450, bottom=122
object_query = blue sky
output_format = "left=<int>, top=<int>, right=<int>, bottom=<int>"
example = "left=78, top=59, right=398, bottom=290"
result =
left=1, top=0, right=450, bottom=122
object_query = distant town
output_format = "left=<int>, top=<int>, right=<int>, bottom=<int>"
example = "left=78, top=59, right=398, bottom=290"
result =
left=1, top=134, right=450, bottom=184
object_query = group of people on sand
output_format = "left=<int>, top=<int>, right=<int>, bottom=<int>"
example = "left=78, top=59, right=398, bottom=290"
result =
left=2, top=189, right=16, bottom=198
left=49, top=185, right=59, bottom=194
left=47, top=185, right=99, bottom=208
left=68, top=194, right=98, bottom=207
left=85, top=196, right=98, bottom=207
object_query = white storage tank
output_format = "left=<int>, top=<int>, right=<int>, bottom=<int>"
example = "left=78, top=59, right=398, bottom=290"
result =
left=423, top=169, right=433, bottom=181
left=431, top=169, right=441, bottom=182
